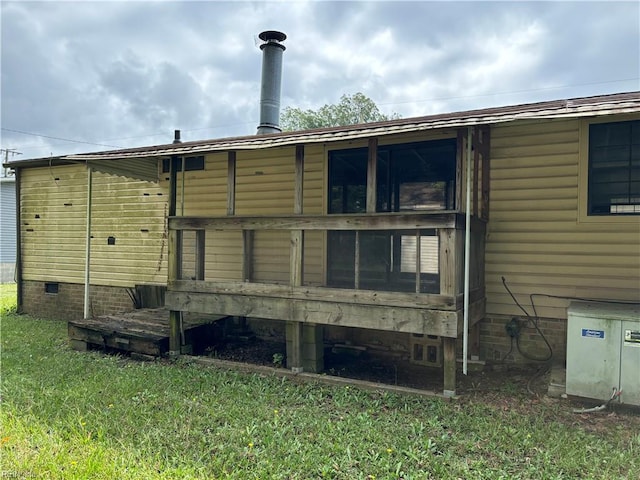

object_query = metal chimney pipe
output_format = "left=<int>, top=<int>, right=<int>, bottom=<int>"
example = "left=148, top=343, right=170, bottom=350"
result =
left=257, top=30, right=286, bottom=135
left=173, top=130, right=182, bottom=144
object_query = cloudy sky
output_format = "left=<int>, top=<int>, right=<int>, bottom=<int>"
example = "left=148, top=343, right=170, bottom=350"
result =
left=1, top=1, right=639, bottom=160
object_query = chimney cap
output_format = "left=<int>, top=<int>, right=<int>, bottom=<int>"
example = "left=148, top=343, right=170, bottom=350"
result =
left=259, top=30, right=286, bottom=42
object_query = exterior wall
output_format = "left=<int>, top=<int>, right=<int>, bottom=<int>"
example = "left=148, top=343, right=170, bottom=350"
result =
left=19, top=164, right=167, bottom=318
left=1, top=177, right=16, bottom=282
left=482, top=115, right=640, bottom=362
left=22, top=280, right=135, bottom=321
left=20, top=164, right=168, bottom=287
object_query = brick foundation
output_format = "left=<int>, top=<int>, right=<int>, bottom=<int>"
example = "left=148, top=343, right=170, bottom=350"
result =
left=21, top=280, right=135, bottom=321
left=478, top=315, right=567, bottom=364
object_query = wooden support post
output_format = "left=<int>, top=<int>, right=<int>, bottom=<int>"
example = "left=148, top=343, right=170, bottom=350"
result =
left=287, top=321, right=304, bottom=373
left=439, top=228, right=460, bottom=296
left=473, top=131, right=480, bottom=217
left=168, top=154, right=181, bottom=356
left=195, top=230, right=205, bottom=281
left=366, top=138, right=378, bottom=213
left=443, top=337, right=457, bottom=396
left=227, top=151, right=236, bottom=216
left=242, top=230, right=253, bottom=282
left=169, top=310, right=181, bottom=355
left=480, top=126, right=491, bottom=221
left=415, top=229, right=421, bottom=293
left=354, top=230, right=360, bottom=289
left=288, top=144, right=305, bottom=372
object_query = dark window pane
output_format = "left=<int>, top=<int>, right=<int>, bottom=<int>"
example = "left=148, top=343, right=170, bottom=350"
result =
left=589, top=120, right=640, bottom=215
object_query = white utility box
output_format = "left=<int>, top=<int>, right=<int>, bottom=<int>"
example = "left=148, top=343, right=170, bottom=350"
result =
left=566, top=301, right=640, bottom=406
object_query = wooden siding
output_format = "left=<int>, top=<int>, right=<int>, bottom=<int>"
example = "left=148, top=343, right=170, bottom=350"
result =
left=486, top=118, right=640, bottom=320
left=21, top=164, right=168, bottom=287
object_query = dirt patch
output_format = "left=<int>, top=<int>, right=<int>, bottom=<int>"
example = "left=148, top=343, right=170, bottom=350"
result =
left=204, top=337, right=640, bottom=440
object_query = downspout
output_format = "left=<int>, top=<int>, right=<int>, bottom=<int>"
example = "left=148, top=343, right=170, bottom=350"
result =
left=83, top=166, right=93, bottom=319
left=462, top=127, right=472, bottom=375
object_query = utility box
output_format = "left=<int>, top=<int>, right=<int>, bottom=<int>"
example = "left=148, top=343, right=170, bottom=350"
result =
left=566, top=302, right=640, bottom=406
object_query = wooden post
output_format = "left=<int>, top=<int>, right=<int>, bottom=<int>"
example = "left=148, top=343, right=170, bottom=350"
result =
left=415, top=229, right=421, bottom=293
left=366, top=138, right=378, bottom=213
left=168, top=155, right=182, bottom=356
left=354, top=230, right=360, bottom=289
left=242, top=230, right=253, bottom=282
left=195, top=230, right=205, bottom=281
left=443, top=337, right=457, bottom=396
left=227, top=151, right=236, bottom=216
left=480, top=126, right=491, bottom=221
left=289, top=145, right=305, bottom=372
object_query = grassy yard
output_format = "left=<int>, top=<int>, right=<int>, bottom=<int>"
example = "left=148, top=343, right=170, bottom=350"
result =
left=1, top=285, right=639, bottom=479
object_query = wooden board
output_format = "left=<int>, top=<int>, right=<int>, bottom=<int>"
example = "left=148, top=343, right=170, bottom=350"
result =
left=68, top=308, right=228, bottom=356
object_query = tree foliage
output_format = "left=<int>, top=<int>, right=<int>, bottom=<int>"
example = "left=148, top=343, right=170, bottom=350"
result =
left=280, top=92, right=401, bottom=131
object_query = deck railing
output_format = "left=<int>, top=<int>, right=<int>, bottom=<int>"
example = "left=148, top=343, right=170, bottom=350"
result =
left=166, top=211, right=485, bottom=325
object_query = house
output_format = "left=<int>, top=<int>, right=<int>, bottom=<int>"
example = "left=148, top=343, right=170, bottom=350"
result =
left=7, top=90, right=639, bottom=397
left=1, top=172, right=17, bottom=283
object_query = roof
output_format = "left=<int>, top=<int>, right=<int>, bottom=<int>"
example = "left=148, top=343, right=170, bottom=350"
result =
left=6, top=91, right=640, bottom=183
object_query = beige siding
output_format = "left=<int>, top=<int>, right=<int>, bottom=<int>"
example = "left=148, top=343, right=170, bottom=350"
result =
left=21, top=165, right=168, bottom=287
left=486, top=118, right=640, bottom=319
left=21, top=165, right=88, bottom=283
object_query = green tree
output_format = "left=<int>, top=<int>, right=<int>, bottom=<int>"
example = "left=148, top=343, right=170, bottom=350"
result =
left=280, top=92, right=401, bottom=131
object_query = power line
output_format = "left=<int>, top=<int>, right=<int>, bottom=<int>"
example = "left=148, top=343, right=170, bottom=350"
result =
left=1, top=127, right=122, bottom=149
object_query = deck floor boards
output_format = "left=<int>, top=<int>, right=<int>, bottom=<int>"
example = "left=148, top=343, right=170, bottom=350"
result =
left=68, top=308, right=227, bottom=356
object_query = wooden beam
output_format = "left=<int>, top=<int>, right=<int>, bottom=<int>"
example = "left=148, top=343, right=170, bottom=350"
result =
left=294, top=145, right=304, bottom=215
left=227, top=151, right=236, bottom=216
left=165, top=290, right=459, bottom=337
left=480, top=126, right=491, bottom=221
left=242, top=230, right=253, bottom=282
left=366, top=137, right=378, bottom=213
left=456, top=129, right=465, bottom=210
left=439, top=228, right=461, bottom=296
left=415, top=230, right=421, bottom=294
left=170, top=279, right=458, bottom=310
left=290, top=230, right=303, bottom=287
left=169, top=310, right=181, bottom=355
left=288, top=321, right=303, bottom=372
left=473, top=131, right=480, bottom=217
left=195, top=230, right=205, bottom=281
left=443, top=337, right=456, bottom=396
left=169, top=211, right=464, bottom=232
left=354, top=231, right=360, bottom=289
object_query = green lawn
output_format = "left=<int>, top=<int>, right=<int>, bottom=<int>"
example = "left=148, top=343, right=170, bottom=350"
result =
left=1, top=285, right=639, bottom=479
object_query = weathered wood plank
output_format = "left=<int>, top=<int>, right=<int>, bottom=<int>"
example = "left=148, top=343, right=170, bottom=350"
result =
left=367, top=138, right=377, bottom=213
left=242, top=230, right=254, bottom=281
left=165, top=290, right=459, bottom=337
left=443, top=337, right=457, bottom=395
left=290, top=230, right=303, bottom=287
left=195, top=230, right=205, bottom=281
left=170, top=212, right=463, bottom=231
left=227, top=151, right=236, bottom=216
left=169, top=280, right=459, bottom=310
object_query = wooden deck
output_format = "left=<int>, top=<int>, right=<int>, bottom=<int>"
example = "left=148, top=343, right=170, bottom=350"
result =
left=68, top=308, right=228, bottom=357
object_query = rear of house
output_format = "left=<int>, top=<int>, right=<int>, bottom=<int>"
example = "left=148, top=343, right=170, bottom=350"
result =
left=7, top=92, right=640, bottom=396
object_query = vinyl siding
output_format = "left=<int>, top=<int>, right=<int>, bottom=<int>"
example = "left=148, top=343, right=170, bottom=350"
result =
left=174, top=148, right=325, bottom=284
left=21, top=164, right=168, bottom=287
left=486, top=118, right=640, bottom=320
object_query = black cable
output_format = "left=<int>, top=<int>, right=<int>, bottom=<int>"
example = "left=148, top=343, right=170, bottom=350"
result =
left=501, top=276, right=553, bottom=362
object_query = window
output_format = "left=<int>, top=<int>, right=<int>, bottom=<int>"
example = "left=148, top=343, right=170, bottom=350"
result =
left=326, top=138, right=456, bottom=292
left=588, top=120, right=640, bottom=215
left=161, top=155, right=205, bottom=173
